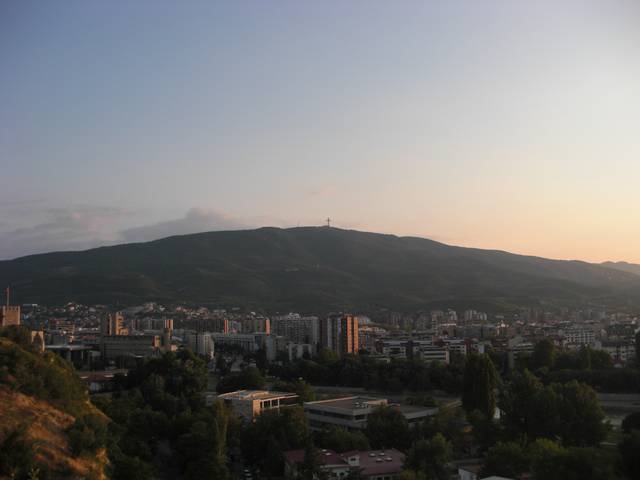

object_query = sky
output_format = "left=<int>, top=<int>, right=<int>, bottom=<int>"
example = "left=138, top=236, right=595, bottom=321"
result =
left=1, top=1, right=639, bottom=262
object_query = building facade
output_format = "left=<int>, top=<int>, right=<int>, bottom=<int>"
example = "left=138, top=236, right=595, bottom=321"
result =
left=320, top=314, right=359, bottom=356
left=304, top=396, right=436, bottom=431
left=216, top=390, right=299, bottom=421
left=184, top=331, right=215, bottom=358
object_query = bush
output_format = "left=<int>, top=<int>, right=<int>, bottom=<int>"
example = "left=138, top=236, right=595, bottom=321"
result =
left=67, top=414, right=109, bottom=455
left=0, top=426, right=37, bottom=480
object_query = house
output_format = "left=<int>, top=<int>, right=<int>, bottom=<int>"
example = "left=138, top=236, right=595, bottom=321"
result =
left=284, top=448, right=405, bottom=480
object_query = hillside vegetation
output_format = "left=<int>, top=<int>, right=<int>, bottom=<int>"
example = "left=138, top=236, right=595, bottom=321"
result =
left=0, top=386, right=107, bottom=480
left=0, top=328, right=108, bottom=479
left=2, top=227, right=640, bottom=311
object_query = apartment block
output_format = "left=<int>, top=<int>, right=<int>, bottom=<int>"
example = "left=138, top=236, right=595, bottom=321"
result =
left=320, top=314, right=359, bottom=356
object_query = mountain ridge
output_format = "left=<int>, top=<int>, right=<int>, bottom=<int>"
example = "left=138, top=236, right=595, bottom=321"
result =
left=1, top=226, right=639, bottom=312
left=601, top=261, right=640, bottom=278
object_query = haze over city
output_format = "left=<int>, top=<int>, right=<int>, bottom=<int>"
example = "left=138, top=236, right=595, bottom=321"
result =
left=2, top=0, right=639, bottom=261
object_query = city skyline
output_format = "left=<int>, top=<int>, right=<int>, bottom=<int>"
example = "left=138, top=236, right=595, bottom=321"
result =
left=2, top=1, right=639, bottom=262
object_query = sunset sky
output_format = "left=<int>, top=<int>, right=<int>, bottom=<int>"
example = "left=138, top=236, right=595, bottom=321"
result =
left=1, top=1, right=639, bottom=261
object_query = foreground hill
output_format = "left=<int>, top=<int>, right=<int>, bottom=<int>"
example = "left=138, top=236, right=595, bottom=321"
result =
left=0, top=386, right=107, bottom=479
left=0, top=332, right=108, bottom=479
left=1, top=227, right=640, bottom=311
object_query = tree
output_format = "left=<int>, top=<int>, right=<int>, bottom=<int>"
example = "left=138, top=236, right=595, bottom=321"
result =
left=589, top=349, right=612, bottom=369
left=273, top=379, right=316, bottom=403
left=398, top=471, right=428, bottom=480
left=317, top=348, right=339, bottom=364
left=295, top=444, right=329, bottom=480
left=499, top=371, right=607, bottom=446
left=481, top=442, right=530, bottom=479
left=622, top=411, right=640, bottom=434
left=462, top=353, right=498, bottom=418
left=619, top=430, right=640, bottom=480
left=536, top=447, right=615, bottom=480
left=405, top=433, right=452, bottom=480
left=532, top=339, right=556, bottom=369
left=0, top=426, right=37, bottom=479
left=173, top=404, right=232, bottom=480
left=467, top=410, right=500, bottom=453
left=364, top=405, right=410, bottom=450
left=111, top=454, right=154, bottom=480
left=317, top=426, right=370, bottom=453
left=241, top=407, right=311, bottom=476
left=215, top=355, right=230, bottom=375
left=551, top=380, right=607, bottom=447
left=577, top=346, right=592, bottom=370
left=528, top=438, right=567, bottom=478
left=216, top=366, right=266, bottom=393
left=67, top=413, right=109, bottom=455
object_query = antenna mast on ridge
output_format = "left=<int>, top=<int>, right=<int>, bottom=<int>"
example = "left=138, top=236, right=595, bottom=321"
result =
left=326, top=217, right=331, bottom=228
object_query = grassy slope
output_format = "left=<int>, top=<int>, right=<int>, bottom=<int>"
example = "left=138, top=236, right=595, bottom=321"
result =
left=0, top=336, right=108, bottom=479
left=0, top=386, right=107, bottom=479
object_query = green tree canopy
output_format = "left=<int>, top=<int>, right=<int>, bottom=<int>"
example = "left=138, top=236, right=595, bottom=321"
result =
left=481, top=441, right=530, bottom=479
left=216, top=366, right=266, bottom=393
left=316, top=426, right=370, bottom=453
left=405, top=433, right=452, bottom=480
left=619, top=430, right=640, bottom=480
left=531, top=339, right=556, bottom=370
left=364, top=405, right=410, bottom=450
left=499, top=370, right=607, bottom=446
left=622, top=412, right=640, bottom=434
left=462, top=353, right=498, bottom=418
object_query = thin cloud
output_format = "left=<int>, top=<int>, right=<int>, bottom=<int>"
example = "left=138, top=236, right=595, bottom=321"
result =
left=0, top=205, right=127, bottom=259
left=119, top=207, right=247, bottom=243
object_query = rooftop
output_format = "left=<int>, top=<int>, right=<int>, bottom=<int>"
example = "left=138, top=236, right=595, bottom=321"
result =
left=284, top=448, right=405, bottom=475
left=217, top=390, right=298, bottom=401
left=304, top=396, right=387, bottom=411
left=45, top=344, right=92, bottom=351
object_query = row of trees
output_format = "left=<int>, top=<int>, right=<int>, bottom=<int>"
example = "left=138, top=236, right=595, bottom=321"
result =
left=462, top=353, right=608, bottom=448
left=523, top=338, right=640, bottom=392
left=270, top=349, right=464, bottom=394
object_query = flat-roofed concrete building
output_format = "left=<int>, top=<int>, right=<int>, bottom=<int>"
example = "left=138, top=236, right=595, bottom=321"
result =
left=209, top=332, right=277, bottom=360
left=415, top=345, right=450, bottom=364
left=197, top=317, right=229, bottom=333
left=304, top=396, right=436, bottom=431
left=216, top=390, right=299, bottom=421
left=0, top=305, right=21, bottom=327
left=101, top=334, right=163, bottom=360
left=184, top=331, right=215, bottom=358
left=284, top=448, right=405, bottom=480
left=272, top=314, right=319, bottom=345
left=46, top=344, right=93, bottom=367
left=239, top=316, right=271, bottom=334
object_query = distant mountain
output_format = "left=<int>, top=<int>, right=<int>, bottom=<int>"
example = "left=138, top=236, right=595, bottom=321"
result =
left=1, top=227, right=639, bottom=312
left=602, top=261, right=640, bottom=278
